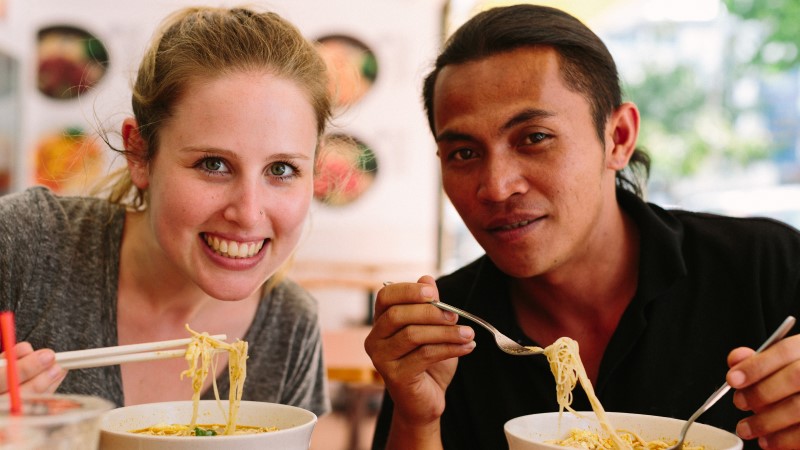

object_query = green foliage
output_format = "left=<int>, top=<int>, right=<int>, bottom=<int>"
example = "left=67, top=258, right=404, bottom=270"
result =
left=625, top=63, right=770, bottom=180
left=621, top=0, right=800, bottom=182
left=723, top=0, right=800, bottom=70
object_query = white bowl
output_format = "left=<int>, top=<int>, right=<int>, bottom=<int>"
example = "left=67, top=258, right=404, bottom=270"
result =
left=505, top=411, right=743, bottom=450
left=99, top=400, right=316, bottom=450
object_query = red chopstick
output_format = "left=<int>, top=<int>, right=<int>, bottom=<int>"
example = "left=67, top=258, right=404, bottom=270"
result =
left=0, top=311, right=22, bottom=414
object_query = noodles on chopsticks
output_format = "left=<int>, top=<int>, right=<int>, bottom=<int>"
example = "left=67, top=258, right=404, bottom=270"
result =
left=131, top=325, right=276, bottom=436
left=182, top=324, right=248, bottom=435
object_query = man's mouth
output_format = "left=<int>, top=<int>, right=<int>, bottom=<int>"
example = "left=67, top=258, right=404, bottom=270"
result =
left=203, top=234, right=265, bottom=259
left=496, top=219, right=534, bottom=231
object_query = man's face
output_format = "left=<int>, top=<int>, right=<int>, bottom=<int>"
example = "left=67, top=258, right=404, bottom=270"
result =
left=433, top=46, right=621, bottom=279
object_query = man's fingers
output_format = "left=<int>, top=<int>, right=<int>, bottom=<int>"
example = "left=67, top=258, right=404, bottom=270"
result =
left=367, top=319, right=474, bottom=363
left=728, top=336, right=800, bottom=389
left=373, top=279, right=439, bottom=319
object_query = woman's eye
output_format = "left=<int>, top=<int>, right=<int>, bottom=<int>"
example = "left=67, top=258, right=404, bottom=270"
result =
left=199, top=157, right=229, bottom=174
left=269, top=162, right=296, bottom=177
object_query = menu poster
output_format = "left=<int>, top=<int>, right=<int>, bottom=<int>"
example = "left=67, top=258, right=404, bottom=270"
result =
left=0, top=52, right=17, bottom=195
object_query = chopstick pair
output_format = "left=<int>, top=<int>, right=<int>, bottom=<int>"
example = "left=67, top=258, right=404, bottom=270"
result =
left=0, top=334, right=227, bottom=370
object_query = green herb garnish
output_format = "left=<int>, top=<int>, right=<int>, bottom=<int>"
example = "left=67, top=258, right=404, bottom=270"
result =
left=193, top=427, right=217, bottom=436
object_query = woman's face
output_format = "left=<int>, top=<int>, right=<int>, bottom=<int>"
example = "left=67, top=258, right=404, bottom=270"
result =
left=133, top=71, right=318, bottom=300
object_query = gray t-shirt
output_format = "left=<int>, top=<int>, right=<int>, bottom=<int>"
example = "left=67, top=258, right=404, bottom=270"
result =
left=0, top=187, right=329, bottom=415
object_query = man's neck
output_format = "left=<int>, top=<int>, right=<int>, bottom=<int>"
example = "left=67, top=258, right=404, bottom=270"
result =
left=509, top=207, right=640, bottom=381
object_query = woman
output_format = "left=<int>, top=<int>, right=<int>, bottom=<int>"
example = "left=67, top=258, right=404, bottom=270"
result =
left=0, top=6, right=331, bottom=414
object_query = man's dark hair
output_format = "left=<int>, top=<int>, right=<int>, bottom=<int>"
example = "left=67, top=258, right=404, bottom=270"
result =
left=422, top=4, right=650, bottom=197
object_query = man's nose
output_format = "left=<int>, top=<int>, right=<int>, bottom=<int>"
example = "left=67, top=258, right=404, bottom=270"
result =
left=476, top=154, right=528, bottom=202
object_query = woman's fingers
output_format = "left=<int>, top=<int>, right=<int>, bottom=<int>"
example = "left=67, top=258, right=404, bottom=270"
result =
left=0, top=343, right=67, bottom=394
left=20, top=365, right=67, bottom=394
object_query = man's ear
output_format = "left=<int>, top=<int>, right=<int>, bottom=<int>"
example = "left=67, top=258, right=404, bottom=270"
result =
left=605, top=102, right=640, bottom=171
left=122, top=117, right=150, bottom=190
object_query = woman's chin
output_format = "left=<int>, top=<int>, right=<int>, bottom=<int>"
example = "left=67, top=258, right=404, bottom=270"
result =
left=201, top=282, right=266, bottom=302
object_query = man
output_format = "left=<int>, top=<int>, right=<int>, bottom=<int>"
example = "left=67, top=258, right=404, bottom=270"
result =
left=365, top=4, right=800, bottom=450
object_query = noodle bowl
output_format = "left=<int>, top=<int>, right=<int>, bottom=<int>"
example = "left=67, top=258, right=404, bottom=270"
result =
left=98, top=400, right=317, bottom=450
left=505, top=411, right=742, bottom=450
left=98, top=327, right=317, bottom=449
left=506, top=338, right=740, bottom=450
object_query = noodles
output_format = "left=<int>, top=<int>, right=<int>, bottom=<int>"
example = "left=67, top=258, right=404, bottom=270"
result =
left=182, top=324, right=248, bottom=435
left=550, top=428, right=703, bottom=450
left=132, top=423, right=276, bottom=436
left=527, top=338, right=703, bottom=450
left=131, top=325, right=274, bottom=437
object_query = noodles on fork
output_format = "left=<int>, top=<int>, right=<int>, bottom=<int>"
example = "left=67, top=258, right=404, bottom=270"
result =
left=528, top=338, right=703, bottom=450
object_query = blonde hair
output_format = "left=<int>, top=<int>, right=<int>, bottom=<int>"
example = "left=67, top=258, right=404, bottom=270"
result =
left=97, top=6, right=330, bottom=209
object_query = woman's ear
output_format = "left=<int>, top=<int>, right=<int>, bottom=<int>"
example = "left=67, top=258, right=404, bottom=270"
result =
left=122, top=117, right=150, bottom=190
left=605, top=102, right=640, bottom=170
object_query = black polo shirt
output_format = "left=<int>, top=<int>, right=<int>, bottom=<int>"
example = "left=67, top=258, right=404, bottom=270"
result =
left=372, top=190, right=800, bottom=450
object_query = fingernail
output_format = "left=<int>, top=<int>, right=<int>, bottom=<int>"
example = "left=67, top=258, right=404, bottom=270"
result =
left=421, top=286, right=435, bottom=299
left=734, top=392, right=749, bottom=410
left=442, top=310, right=457, bottom=321
left=47, top=365, right=64, bottom=380
left=37, top=350, right=55, bottom=365
left=737, top=421, right=752, bottom=439
left=459, top=326, right=474, bottom=339
left=759, top=436, right=769, bottom=448
left=729, top=370, right=746, bottom=387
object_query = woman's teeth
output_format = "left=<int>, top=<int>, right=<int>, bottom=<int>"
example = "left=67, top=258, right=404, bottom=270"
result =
left=204, top=235, right=264, bottom=258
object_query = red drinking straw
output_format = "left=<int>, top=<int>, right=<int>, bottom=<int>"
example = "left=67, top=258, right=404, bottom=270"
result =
left=0, top=311, right=22, bottom=414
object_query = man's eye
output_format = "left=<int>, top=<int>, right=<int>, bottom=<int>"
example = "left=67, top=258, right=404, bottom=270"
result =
left=454, top=148, right=475, bottom=160
left=525, top=132, right=548, bottom=144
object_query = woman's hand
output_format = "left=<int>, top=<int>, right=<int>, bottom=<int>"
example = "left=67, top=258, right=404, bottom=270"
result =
left=0, top=342, right=67, bottom=394
left=364, top=275, right=475, bottom=449
left=727, top=333, right=800, bottom=449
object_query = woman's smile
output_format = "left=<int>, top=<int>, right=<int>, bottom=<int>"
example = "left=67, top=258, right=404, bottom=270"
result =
left=202, top=233, right=266, bottom=259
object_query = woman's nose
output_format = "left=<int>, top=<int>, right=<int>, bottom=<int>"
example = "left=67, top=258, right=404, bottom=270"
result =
left=222, top=181, right=263, bottom=227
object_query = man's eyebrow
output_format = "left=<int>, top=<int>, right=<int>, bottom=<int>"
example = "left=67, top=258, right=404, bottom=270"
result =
left=435, top=108, right=556, bottom=143
left=501, top=108, right=555, bottom=131
left=435, top=130, right=477, bottom=144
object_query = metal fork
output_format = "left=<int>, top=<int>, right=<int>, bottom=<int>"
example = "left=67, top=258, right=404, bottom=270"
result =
left=430, top=300, right=543, bottom=356
left=665, top=315, right=796, bottom=450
